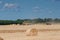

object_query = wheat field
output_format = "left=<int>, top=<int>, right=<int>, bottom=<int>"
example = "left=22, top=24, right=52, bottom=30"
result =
left=0, top=24, right=60, bottom=40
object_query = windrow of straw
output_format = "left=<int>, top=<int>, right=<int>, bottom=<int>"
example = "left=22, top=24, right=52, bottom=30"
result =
left=0, top=29, right=60, bottom=33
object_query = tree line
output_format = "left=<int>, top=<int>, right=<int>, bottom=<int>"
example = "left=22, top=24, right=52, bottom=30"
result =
left=0, top=18, right=60, bottom=25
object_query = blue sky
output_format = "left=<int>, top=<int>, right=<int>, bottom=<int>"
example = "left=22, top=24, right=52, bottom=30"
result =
left=0, top=0, right=60, bottom=20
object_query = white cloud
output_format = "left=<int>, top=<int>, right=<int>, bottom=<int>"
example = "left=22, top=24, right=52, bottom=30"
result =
left=51, top=0, right=55, bottom=2
left=0, top=3, right=21, bottom=12
left=51, top=0, right=60, bottom=2
left=32, top=6, right=40, bottom=13
left=33, top=6, right=40, bottom=9
left=0, top=1, right=2, bottom=4
left=4, top=3, right=16, bottom=8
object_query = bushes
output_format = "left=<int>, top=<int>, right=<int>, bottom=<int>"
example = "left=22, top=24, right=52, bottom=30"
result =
left=0, top=18, right=60, bottom=25
left=0, top=19, right=24, bottom=25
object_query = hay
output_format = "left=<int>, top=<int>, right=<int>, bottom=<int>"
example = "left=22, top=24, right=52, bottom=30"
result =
left=26, top=28, right=38, bottom=36
left=0, top=37, right=3, bottom=40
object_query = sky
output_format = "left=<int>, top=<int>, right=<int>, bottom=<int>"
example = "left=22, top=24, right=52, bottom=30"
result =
left=0, top=0, right=60, bottom=20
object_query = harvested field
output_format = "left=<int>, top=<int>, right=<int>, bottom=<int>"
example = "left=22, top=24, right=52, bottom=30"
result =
left=0, top=29, right=60, bottom=33
left=0, top=24, right=60, bottom=40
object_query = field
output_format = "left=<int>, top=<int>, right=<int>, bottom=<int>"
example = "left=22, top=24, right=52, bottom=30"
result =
left=0, top=24, right=60, bottom=40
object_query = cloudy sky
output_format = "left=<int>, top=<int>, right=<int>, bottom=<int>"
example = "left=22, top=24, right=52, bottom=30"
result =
left=0, top=0, right=60, bottom=20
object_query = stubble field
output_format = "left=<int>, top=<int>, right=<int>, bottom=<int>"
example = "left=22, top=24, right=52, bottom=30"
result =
left=0, top=24, right=60, bottom=40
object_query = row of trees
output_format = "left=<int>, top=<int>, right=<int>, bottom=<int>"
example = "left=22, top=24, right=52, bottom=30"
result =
left=0, top=19, right=23, bottom=25
left=0, top=18, right=60, bottom=25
